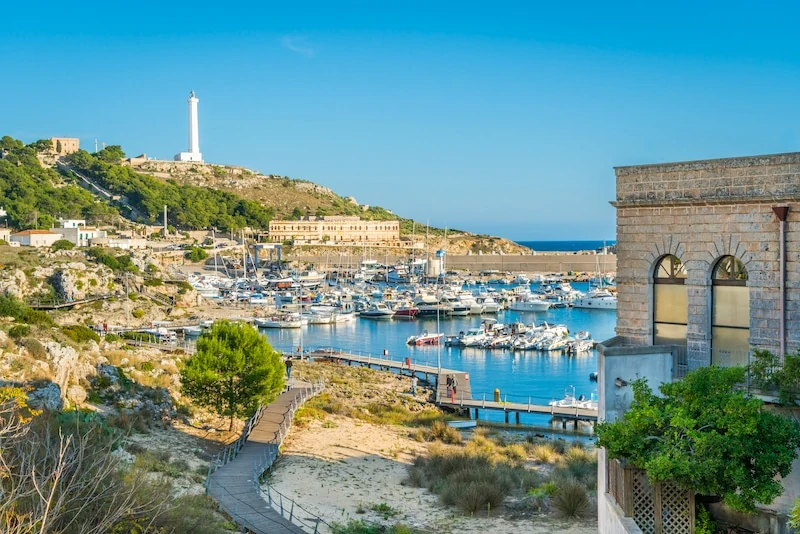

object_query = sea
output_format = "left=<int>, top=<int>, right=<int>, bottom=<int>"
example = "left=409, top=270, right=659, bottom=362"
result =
left=515, top=240, right=616, bottom=253
left=260, top=280, right=616, bottom=435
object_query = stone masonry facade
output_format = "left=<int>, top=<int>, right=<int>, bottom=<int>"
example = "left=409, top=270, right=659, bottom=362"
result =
left=613, top=152, right=800, bottom=369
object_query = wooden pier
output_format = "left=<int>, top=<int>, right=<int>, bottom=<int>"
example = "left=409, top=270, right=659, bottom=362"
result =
left=307, top=348, right=596, bottom=427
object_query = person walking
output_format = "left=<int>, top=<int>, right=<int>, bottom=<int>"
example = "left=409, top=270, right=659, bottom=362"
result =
left=452, top=375, right=458, bottom=395
left=285, top=358, right=293, bottom=380
left=411, top=373, right=418, bottom=395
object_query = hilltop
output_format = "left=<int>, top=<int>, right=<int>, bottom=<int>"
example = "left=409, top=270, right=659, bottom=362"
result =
left=130, top=159, right=531, bottom=254
left=0, top=136, right=529, bottom=254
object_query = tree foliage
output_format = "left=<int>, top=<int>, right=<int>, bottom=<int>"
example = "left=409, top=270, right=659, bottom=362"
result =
left=0, top=138, right=119, bottom=230
left=51, top=239, right=75, bottom=251
left=749, top=348, right=800, bottom=406
left=185, top=246, right=209, bottom=262
left=180, top=321, right=284, bottom=430
left=596, top=366, right=800, bottom=513
left=66, top=149, right=274, bottom=231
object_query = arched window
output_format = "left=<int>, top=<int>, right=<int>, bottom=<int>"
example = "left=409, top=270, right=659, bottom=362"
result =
left=711, top=256, right=749, bottom=361
left=653, top=255, right=687, bottom=346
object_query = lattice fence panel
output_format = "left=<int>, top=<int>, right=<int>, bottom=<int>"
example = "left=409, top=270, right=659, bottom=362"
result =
left=632, top=471, right=656, bottom=534
left=661, top=479, right=694, bottom=534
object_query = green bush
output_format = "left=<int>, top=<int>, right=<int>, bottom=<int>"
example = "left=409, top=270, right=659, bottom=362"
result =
left=132, top=309, right=145, bottom=319
left=8, top=324, right=30, bottom=339
left=330, top=521, right=419, bottom=534
left=0, top=295, right=54, bottom=327
left=104, top=333, right=118, bottom=342
left=185, top=247, right=208, bottom=262
left=62, top=324, right=101, bottom=343
left=139, top=361, right=154, bottom=372
left=551, top=482, right=590, bottom=519
left=86, top=247, right=139, bottom=273
left=177, top=280, right=193, bottom=292
left=51, top=239, right=75, bottom=251
left=20, top=338, right=47, bottom=359
left=144, top=278, right=163, bottom=287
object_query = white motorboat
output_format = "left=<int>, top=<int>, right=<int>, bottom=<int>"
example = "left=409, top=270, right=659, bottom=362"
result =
left=573, top=288, right=617, bottom=310
left=406, top=331, right=444, bottom=345
left=360, top=302, right=395, bottom=319
left=508, top=294, right=551, bottom=312
left=477, top=296, right=501, bottom=314
left=460, top=327, right=489, bottom=347
left=256, top=314, right=303, bottom=329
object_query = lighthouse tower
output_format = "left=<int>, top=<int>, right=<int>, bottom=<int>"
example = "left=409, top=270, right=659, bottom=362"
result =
left=174, top=91, right=203, bottom=162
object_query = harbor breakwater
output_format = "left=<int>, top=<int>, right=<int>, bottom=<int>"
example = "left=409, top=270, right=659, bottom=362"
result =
left=287, top=252, right=617, bottom=274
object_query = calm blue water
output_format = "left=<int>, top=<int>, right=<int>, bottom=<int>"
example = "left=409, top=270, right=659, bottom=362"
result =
left=515, top=240, right=616, bottom=252
left=261, top=282, right=616, bottom=429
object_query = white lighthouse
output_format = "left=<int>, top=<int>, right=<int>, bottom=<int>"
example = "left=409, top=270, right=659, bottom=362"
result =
left=174, top=90, right=203, bottom=162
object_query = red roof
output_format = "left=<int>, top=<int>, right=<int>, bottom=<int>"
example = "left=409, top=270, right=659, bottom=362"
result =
left=12, top=230, right=61, bottom=236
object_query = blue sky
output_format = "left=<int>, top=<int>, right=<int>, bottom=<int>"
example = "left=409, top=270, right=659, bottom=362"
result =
left=3, top=1, right=800, bottom=240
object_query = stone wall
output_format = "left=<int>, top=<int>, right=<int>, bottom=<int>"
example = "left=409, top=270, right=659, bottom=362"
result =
left=614, top=152, right=800, bottom=368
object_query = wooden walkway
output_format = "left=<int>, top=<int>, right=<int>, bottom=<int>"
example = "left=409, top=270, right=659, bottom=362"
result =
left=206, top=383, right=325, bottom=534
left=27, top=293, right=114, bottom=310
left=309, top=348, right=597, bottom=424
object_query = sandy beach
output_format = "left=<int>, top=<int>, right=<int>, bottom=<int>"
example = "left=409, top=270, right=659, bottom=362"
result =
left=268, top=414, right=597, bottom=533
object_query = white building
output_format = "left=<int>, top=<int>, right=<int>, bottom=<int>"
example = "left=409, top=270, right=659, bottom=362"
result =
left=90, top=237, right=148, bottom=250
left=0, top=228, right=11, bottom=243
left=10, top=230, right=64, bottom=247
left=174, top=91, right=203, bottom=162
left=57, top=218, right=87, bottom=229
left=59, top=226, right=107, bottom=247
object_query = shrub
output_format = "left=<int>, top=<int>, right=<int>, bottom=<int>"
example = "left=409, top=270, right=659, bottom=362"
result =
left=62, top=324, right=101, bottom=343
left=139, top=361, right=154, bottom=372
left=0, top=295, right=54, bottom=327
left=442, top=479, right=505, bottom=515
left=185, top=247, right=208, bottom=262
left=417, top=420, right=462, bottom=444
left=144, top=278, right=163, bottom=287
left=8, top=324, right=30, bottom=339
left=104, top=333, right=118, bottom=342
left=551, top=482, right=590, bottom=519
left=177, top=280, right=193, bottom=292
left=20, top=338, right=47, bottom=360
left=132, top=309, right=145, bottom=319
left=51, top=239, right=74, bottom=251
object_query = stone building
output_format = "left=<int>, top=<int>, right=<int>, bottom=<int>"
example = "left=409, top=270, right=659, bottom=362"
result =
left=49, top=138, right=80, bottom=155
left=598, top=152, right=800, bottom=534
left=268, top=216, right=401, bottom=246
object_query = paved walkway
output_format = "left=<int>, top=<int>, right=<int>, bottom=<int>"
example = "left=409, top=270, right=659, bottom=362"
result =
left=207, top=385, right=318, bottom=534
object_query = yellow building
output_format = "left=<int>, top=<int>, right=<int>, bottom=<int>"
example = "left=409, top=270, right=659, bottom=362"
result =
left=268, top=216, right=400, bottom=245
left=50, top=138, right=80, bottom=155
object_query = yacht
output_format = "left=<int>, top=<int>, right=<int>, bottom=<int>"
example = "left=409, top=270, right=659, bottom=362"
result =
left=360, top=302, right=395, bottom=319
left=477, top=296, right=501, bottom=314
left=460, top=327, right=490, bottom=347
left=255, top=313, right=303, bottom=329
left=507, top=293, right=551, bottom=312
left=573, top=288, right=618, bottom=310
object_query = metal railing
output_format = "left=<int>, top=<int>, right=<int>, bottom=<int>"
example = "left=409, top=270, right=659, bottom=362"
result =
left=205, top=381, right=326, bottom=533
left=207, top=403, right=267, bottom=477
left=252, top=382, right=327, bottom=533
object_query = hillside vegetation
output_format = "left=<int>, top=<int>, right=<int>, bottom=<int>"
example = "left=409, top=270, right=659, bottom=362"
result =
left=66, top=148, right=273, bottom=232
left=0, top=136, right=118, bottom=229
left=1, top=136, right=527, bottom=252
